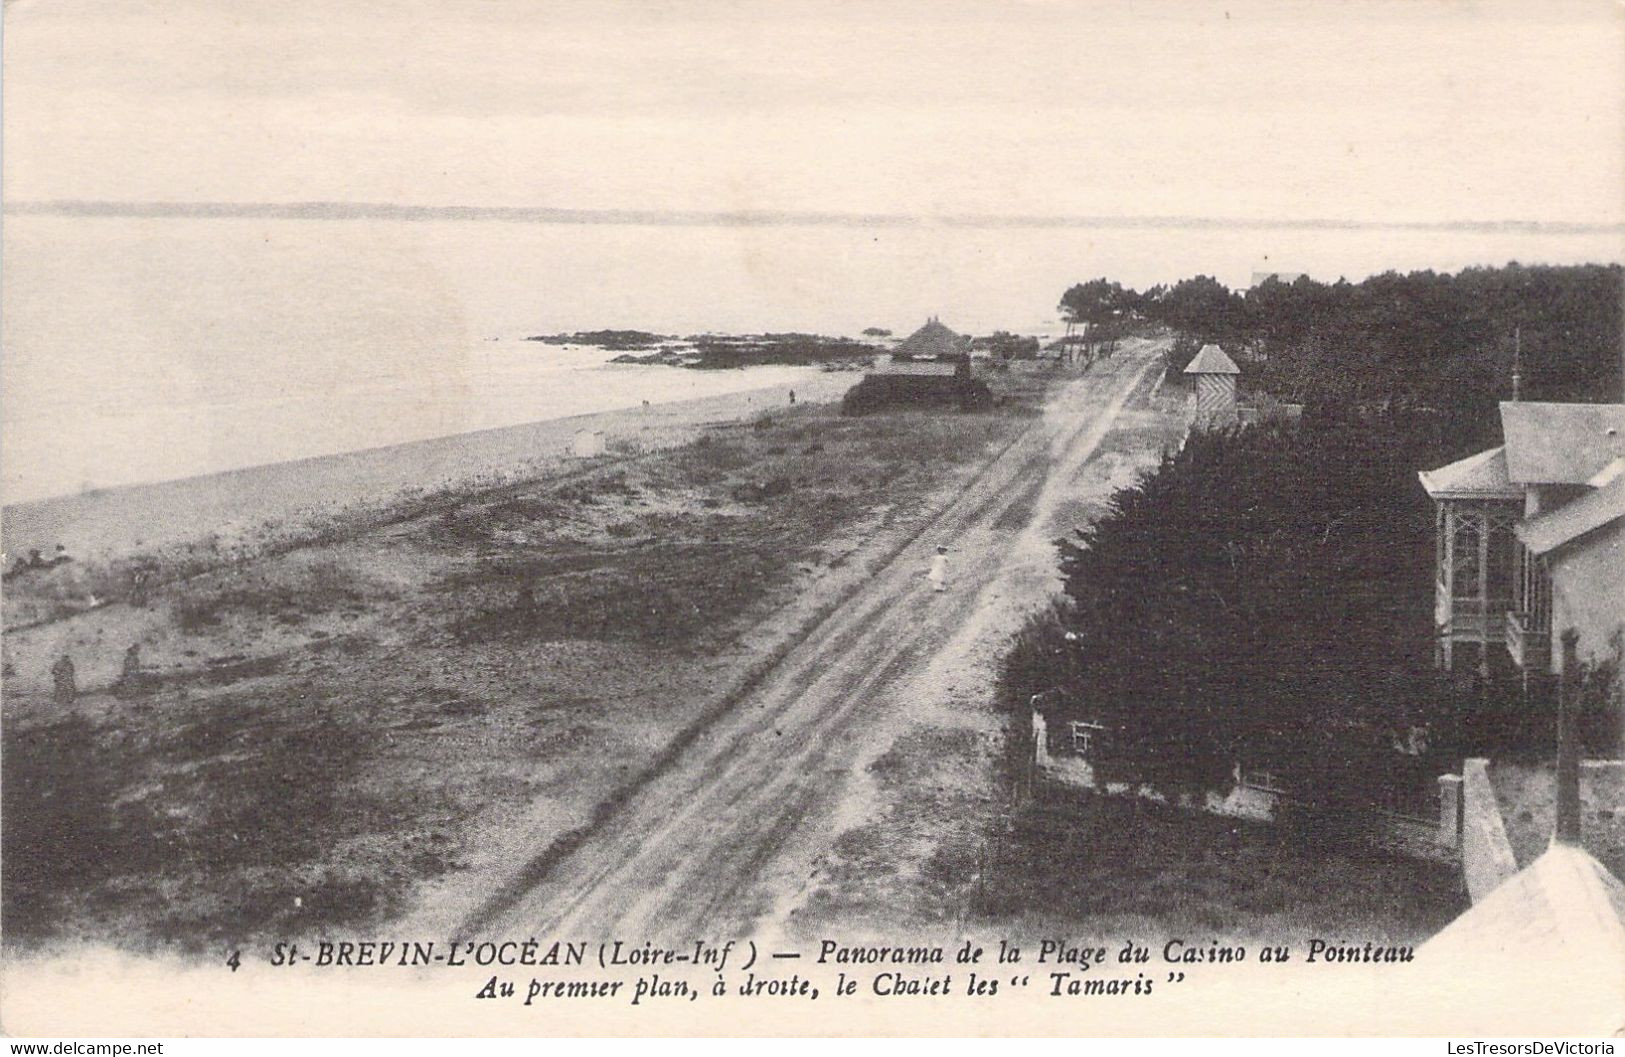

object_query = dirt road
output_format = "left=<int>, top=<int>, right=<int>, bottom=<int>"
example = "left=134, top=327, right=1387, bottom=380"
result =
left=463, top=342, right=1169, bottom=942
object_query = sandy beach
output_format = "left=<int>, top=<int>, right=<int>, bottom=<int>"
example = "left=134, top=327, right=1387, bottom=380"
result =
left=1, top=373, right=856, bottom=573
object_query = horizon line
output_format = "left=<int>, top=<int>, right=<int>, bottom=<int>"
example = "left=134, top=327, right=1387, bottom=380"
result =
left=7, top=199, right=1625, bottom=235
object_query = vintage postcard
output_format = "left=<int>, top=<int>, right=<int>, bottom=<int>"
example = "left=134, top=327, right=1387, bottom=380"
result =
left=1, top=0, right=1622, bottom=1040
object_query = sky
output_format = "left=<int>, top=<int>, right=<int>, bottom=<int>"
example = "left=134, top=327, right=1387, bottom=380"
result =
left=2, top=0, right=1623, bottom=500
left=5, top=0, right=1624, bottom=228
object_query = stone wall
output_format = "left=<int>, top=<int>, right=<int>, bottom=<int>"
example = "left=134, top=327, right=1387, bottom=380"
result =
left=1461, top=758, right=1521, bottom=902
left=1581, top=760, right=1625, bottom=879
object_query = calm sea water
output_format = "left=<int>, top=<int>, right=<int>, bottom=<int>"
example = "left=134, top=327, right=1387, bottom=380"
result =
left=4, top=215, right=1620, bottom=503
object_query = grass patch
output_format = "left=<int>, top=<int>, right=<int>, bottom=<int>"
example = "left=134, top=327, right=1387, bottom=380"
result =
left=441, top=398, right=1043, bottom=651
left=1, top=690, right=451, bottom=953
left=449, top=544, right=787, bottom=651
left=174, top=560, right=376, bottom=635
left=1, top=716, right=130, bottom=943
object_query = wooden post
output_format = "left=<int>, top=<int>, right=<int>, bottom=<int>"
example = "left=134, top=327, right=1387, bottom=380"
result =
left=1511, top=325, right=1522, bottom=403
left=1437, top=773, right=1463, bottom=850
left=1441, top=503, right=1455, bottom=671
left=1022, top=704, right=1035, bottom=802
left=1554, top=628, right=1582, bottom=846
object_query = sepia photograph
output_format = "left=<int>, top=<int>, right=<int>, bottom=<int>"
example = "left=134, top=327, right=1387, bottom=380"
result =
left=0, top=0, right=1621, bottom=1040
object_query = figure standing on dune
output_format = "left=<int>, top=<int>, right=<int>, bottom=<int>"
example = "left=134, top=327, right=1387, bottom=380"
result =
left=927, top=545, right=950, bottom=593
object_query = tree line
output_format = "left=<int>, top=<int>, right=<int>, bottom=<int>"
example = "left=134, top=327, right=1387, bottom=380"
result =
left=1062, top=264, right=1623, bottom=449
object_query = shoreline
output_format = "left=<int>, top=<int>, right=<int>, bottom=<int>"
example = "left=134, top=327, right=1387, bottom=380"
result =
left=1, top=374, right=856, bottom=568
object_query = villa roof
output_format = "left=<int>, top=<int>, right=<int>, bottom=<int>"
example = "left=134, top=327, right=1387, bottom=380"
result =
left=1516, top=469, right=1625, bottom=556
left=1417, top=446, right=1521, bottom=501
left=1422, top=845, right=1625, bottom=1000
left=1592, top=457, right=1625, bottom=489
left=1184, top=344, right=1240, bottom=375
left=894, top=318, right=970, bottom=360
left=1499, top=402, right=1625, bottom=485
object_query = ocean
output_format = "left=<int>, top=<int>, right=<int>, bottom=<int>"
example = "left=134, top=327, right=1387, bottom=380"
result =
left=4, top=214, right=1620, bottom=503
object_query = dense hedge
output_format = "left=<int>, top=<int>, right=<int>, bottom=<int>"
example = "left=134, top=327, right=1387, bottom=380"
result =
left=1006, top=416, right=1441, bottom=797
left=840, top=374, right=993, bottom=415
left=1004, top=411, right=1622, bottom=804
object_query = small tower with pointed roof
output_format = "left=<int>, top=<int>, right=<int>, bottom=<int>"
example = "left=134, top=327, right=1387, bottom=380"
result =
left=1183, top=343, right=1240, bottom=422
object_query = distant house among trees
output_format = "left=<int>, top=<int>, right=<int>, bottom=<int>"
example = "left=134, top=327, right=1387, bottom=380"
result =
left=1419, top=401, right=1625, bottom=675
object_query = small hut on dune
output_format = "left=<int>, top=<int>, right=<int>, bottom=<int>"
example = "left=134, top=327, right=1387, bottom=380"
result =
left=842, top=317, right=992, bottom=415
left=889, top=317, right=973, bottom=361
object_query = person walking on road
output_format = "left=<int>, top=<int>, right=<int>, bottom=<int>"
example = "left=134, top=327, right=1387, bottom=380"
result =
left=927, top=545, right=950, bottom=593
